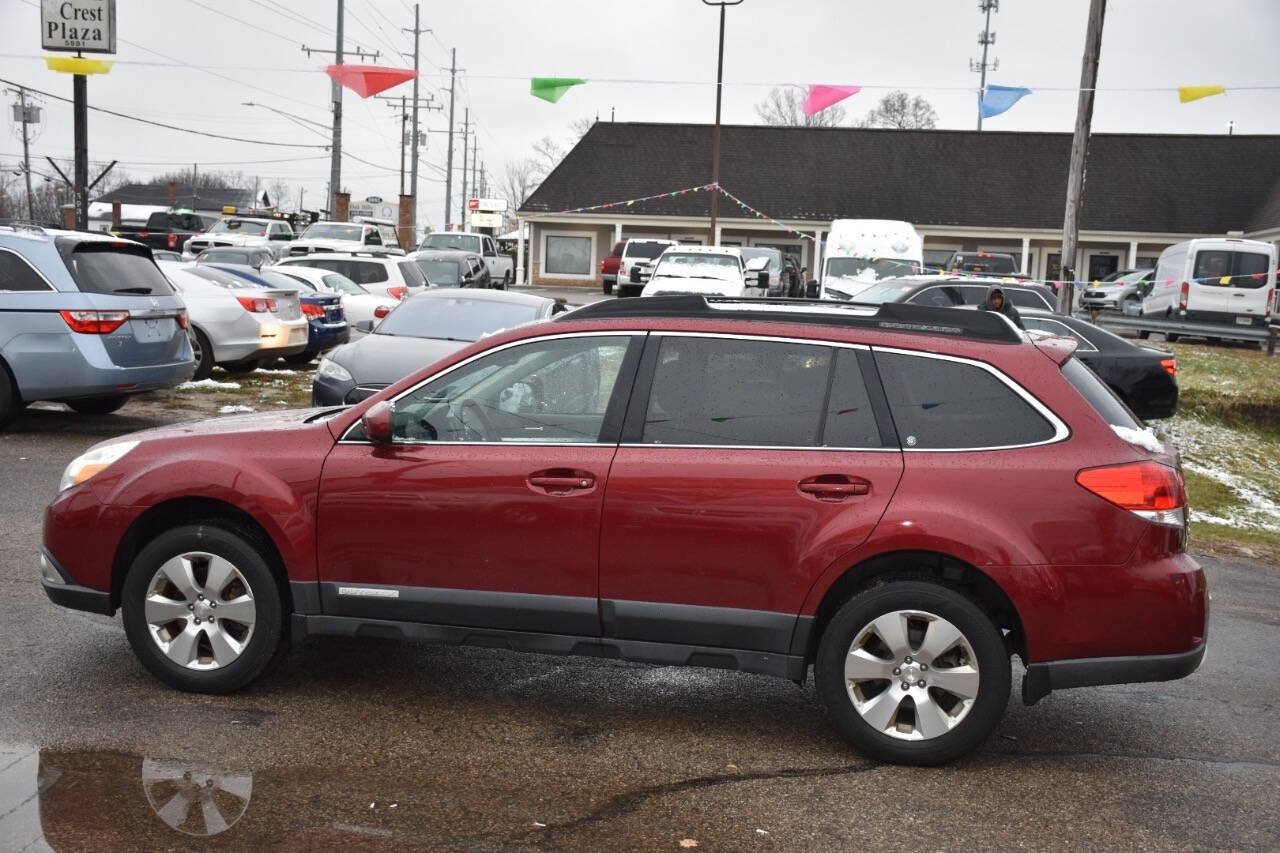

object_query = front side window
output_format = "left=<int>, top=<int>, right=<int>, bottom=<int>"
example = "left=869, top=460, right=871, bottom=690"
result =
left=642, top=336, right=831, bottom=447
left=0, top=249, right=52, bottom=292
left=392, top=336, right=632, bottom=443
left=545, top=236, right=592, bottom=275
left=874, top=351, right=1057, bottom=449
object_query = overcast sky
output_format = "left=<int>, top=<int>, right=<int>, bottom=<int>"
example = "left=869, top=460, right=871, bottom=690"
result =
left=3, top=0, right=1278, bottom=229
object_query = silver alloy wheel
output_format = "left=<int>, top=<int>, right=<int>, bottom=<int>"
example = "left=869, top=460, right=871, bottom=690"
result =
left=142, top=757, right=253, bottom=836
left=144, top=551, right=257, bottom=670
left=844, top=609, right=980, bottom=741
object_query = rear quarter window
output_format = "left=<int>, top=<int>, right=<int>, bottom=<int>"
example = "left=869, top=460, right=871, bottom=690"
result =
left=397, top=261, right=427, bottom=288
left=349, top=261, right=389, bottom=285
left=0, top=249, right=53, bottom=292
left=874, top=350, right=1058, bottom=449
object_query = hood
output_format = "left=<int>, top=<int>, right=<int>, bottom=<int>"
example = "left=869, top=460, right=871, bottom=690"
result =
left=108, top=407, right=337, bottom=444
left=290, top=237, right=363, bottom=251
left=642, top=274, right=744, bottom=297
left=329, top=332, right=467, bottom=385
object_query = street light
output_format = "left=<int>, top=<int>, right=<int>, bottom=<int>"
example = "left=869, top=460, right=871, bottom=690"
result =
left=703, top=0, right=743, bottom=245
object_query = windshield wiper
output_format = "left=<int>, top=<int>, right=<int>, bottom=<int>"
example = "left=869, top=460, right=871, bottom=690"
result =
left=112, top=287, right=153, bottom=294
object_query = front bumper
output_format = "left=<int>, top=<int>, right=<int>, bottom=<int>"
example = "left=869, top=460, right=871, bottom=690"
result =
left=1022, top=640, right=1206, bottom=705
left=40, top=549, right=113, bottom=616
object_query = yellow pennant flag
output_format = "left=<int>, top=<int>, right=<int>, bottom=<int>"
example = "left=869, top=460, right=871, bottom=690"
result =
left=1178, top=85, right=1226, bottom=103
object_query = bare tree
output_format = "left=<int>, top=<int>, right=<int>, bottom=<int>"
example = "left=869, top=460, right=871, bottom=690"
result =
left=501, top=158, right=541, bottom=212
left=266, top=179, right=291, bottom=210
left=853, top=91, right=938, bottom=129
left=755, top=87, right=846, bottom=127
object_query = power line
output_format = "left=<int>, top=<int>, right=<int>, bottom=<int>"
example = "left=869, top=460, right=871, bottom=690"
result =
left=181, top=0, right=303, bottom=48
left=253, top=0, right=336, bottom=38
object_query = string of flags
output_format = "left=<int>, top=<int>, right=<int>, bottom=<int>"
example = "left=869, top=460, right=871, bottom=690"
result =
left=549, top=183, right=717, bottom=214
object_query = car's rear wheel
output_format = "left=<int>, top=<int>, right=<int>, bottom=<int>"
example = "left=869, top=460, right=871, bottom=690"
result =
left=67, top=395, right=130, bottom=415
left=502, top=271, right=512, bottom=289
left=1165, top=334, right=1180, bottom=343
left=219, top=359, right=262, bottom=375
left=0, top=362, right=18, bottom=428
left=815, top=580, right=1010, bottom=765
left=122, top=524, right=282, bottom=693
left=283, top=352, right=315, bottom=365
left=603, top=279, right=613, bottom=295
left=189, top=327, right=215, bottom=381
left=1137, top=330, right=1151, bottom=340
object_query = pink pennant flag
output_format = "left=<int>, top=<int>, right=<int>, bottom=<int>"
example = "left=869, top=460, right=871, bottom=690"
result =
left=804, top=84, right=862, bottom=116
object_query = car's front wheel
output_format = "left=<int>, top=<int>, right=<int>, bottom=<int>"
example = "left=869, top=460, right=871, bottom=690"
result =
left=122, top=524, right=283, bottom=693
left=815, top=580, right=1010, bottom=765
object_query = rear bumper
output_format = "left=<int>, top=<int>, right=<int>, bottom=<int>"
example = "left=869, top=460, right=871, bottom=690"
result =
left=1022, top=639, right=1206, bottom=705
left=305, top=321, right=350, bottom=354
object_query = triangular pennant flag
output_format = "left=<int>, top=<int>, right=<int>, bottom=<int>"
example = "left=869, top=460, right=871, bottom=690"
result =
left=325, top=64, right=418, bottom=98
left=531, top=77, right=586, bottom=103
left=1178, top=85, right=1226, bottom=103
left=980, top=85, right=1032, bottom=119
left=804, top=85, right=861, bottom=116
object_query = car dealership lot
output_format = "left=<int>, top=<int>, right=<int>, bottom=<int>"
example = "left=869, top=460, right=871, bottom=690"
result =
left=1, top=351, right=1278, bottom=850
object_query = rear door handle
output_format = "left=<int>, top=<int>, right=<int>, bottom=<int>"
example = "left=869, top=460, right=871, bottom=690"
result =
left=798, top=475, right=871, bottom=502
left=528, top=469, right=596, bottom=494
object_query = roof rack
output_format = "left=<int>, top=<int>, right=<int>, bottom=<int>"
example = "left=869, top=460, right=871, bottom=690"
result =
left=556, top=294, right=1023, bottom=344
left=0, top=220, right=49, bottom=236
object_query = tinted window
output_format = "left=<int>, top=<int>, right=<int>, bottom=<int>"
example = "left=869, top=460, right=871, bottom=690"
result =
left=822, top=350, right=883, bottom=448
left=643, top=336, right=831, bottom=447
left=392, top=336, right=630, bottom=443
left=1193, top=250, right=1270, bottom=288
left=346, top=261, right=389, bottom=285
left=61, top=243, right=175, bottom=295
left=376, top=295, right=540, bottom=340
left=1005, top=289, right=1053, bottom=310
left=1061, top=357, right=1141, bottom=429
left=874, top=351, right=1056, bottom=449
left=907, top=286, right=961, bottom=308
left=951, top=253, right=1019, bottom=274
left=398, top=261, right=427, bottom=288
left=0, top=249, right=51, bottom=292
left=624, top=241, right=670, bottom=260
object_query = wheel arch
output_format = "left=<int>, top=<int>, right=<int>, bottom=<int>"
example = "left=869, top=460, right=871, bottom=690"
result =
left=111, top=497, right=293, bottom=615
left=804, top=550, right=1027, bottom=665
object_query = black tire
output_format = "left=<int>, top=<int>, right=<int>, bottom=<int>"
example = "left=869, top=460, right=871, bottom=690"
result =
left=1137, top=330, right=1151, bottom=340
left=603, top=279, right=613, bottom=295
left=502, top=271, right=512, bottom=289
left=1165, top=334, right=1180, bottom=343
left=67, top=395, right=130, bottom=415
left=219, top=359, right=262, bottom=375
left=190, top=327, right=215, bottom=381
left=283, top=351, right=316, bottom=365
left=121, top=524, right=283, bottom=693
left=0, top=361, right=18, bottom=428
left=815, top=580, right=1010, bottom=765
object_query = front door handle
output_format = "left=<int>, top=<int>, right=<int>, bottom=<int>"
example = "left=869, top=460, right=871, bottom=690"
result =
left=528, top=469, right=596, bottom=495
left=798, top=475, right=871, bottom=502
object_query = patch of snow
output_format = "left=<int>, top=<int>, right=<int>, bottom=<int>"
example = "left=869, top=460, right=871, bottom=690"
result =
left=1163, top=414, right=1280, bottom=533
left=1111, top=424, right=1164, bottom=453
left=218, top=405, right=256, bottom=414
left=253, top=368, right=298, bottom=375
left=178, top=379, right=241, bottom=391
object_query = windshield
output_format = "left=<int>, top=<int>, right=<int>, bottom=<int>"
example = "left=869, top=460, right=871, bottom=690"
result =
left=625, top=241, right=670, bottom=260
left=825, top=258, right=920, bottom=292
left=846, top=279, right=920, bottom=304
left=209, top=218, right=268, bottom=236
left=653, top=252, right=740, bottom=280
left=321, top=273, right=367, bottom=295
left=377, top=297, right=540, bottom=341
left=302, top=223, right=364, bottom=241
left=419, top=233, right=482, bottom=253
left=60, top=242, right=176, bottom=295
left=950, top=253, right=1018, bottom=274
left=416, top=258, right=461, bottom=285
left=739, top=248, right=780, bottom=270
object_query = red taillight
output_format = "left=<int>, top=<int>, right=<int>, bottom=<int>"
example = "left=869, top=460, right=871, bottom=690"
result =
left=301, top=303, right=325, bottom=318
left=1178, top=280, right=1190, bottom=311
left=1160, top=357, right=1177, bottom=376
left=168, top=233, right=179, bottom=249
left=387, top=286, right=409, bottom=300
left=1077, top=462, right=1186, bottom=523
left=236, top=295, right=278, bottom=313
left=176, top=311, right=189, bottom=330
left=59, top=310, right=129, bottom=334
left=373, top=304, right=391, bottom=318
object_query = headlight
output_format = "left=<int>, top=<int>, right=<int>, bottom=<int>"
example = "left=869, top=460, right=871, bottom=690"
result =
left=316, top=357, right=352, bottom=384
left=59, top=440, right=139, bottom=492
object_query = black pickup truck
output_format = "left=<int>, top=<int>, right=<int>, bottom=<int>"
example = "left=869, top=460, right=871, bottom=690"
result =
left=112, top=211, right=215, bottom=254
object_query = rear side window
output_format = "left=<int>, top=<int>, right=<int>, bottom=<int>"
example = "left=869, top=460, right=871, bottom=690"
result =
left=397, top=261, right=427, bottom=288
left=1061, top=357, right=1141, bottom=429
left=348, top=261, right=389, bottom=285
left=822, top=349, right=884, bottom=448
left=1193, top=250, right=1270, bottom=288
left=0, top=249, right=52, bottom=292
left=908, top=286, right=961, bottom=308
left=874, top=351, right=1057, bottom=449
left=643, top=336, right=831, bottom=446
left=60, top=242, right=174, bottom=295
left=626, top=241, right=669, bottom=260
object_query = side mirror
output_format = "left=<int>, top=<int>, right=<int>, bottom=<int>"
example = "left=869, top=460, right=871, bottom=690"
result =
left=362, top=400, right=394, bottom=444
left=806, top=279, right=820, bottom=299
left=757, top=271, right=769, bottom=288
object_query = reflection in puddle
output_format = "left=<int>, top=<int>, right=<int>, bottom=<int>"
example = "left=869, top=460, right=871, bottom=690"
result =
left=141, top=758, right=253, bottom=836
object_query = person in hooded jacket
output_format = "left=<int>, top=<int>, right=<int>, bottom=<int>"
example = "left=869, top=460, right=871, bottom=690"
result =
left=980, top=284, right=1025, bottom=329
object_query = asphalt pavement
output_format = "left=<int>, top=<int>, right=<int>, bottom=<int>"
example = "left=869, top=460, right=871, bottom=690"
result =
left=0, top=373, right=1277, bottom=850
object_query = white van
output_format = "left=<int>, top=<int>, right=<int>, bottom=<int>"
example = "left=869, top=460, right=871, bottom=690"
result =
left=1140, top=237, right=1275, bottom=330
left=820, top=219, right=923, bottom=301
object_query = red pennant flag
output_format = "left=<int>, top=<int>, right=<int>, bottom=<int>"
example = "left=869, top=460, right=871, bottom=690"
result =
left=325, top=64, right=418, bottom=98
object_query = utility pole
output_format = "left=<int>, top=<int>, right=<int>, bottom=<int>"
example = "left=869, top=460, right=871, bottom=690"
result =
left=702, top=0, right=742, bottom=245
left=8, top=87, right=39, bottom=220
left=443, top=48, right=459, bottom=229
left=397, top=95, right=407, bottom=195
left=459, top=108, right=470, bottom=227
left=970, top=1, right=999, bottom=131
left=402, top=4, right=430, bottom=236
left=377, top=91, right=439, bottom=204
left=1058, top=0, right=1106, bottom=313
left=191, top=163, right=197, bottom=210
left=471, top=133, right=478, bottom=202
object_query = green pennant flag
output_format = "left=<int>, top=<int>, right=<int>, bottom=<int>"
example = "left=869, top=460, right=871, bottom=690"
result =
left=531, top=77, right=586, bottom=103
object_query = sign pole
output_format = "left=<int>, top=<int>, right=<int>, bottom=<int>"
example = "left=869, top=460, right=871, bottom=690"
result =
left=73, top=70, right=87, bottom=229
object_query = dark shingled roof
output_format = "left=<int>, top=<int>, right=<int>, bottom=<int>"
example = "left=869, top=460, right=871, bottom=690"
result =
left=93, top=183, right=255, bottom=209
left=521, top=122, right=1280, bottom=235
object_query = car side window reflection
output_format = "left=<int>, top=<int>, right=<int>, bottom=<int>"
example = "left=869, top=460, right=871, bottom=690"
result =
left=392, top=336, right=631, bottom=444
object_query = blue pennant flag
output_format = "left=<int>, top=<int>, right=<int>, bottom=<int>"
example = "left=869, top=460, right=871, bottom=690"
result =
left=980, top=85, right=1032, bottom=119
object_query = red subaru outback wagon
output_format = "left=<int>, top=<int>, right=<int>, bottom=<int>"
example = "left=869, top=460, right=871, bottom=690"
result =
left=42, top=295, right=1207, bottom=764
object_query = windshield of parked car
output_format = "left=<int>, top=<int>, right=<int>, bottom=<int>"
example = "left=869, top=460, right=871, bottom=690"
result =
left=824, top=258, right=920, bottom=294
left=738, top=248, right=780, bottom=270
left=416, top=258, right=461, bottom=285
left=208, top=218, right=268, bottom=236
left=376, top=296, right=540, bottom=341
left=419, top=233, right=482, bottom=253
left=60, top=242, right=176, bottom=295
left=950, top=253, right=1019, bottom=274
left=321, top=273, right=367, bottom=295
left=845, top=279, right=920, bottom=304
left=302, top=223, right=364, bottom=241
left=652, top=252, right=740, bottom=280
left=625, top=241, right=671, bottom=260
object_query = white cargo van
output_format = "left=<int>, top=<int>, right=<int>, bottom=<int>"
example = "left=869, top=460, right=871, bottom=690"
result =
left=819, top=219, right=923, bottom=301
left=1140, top=237, right=1275, bottom=330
